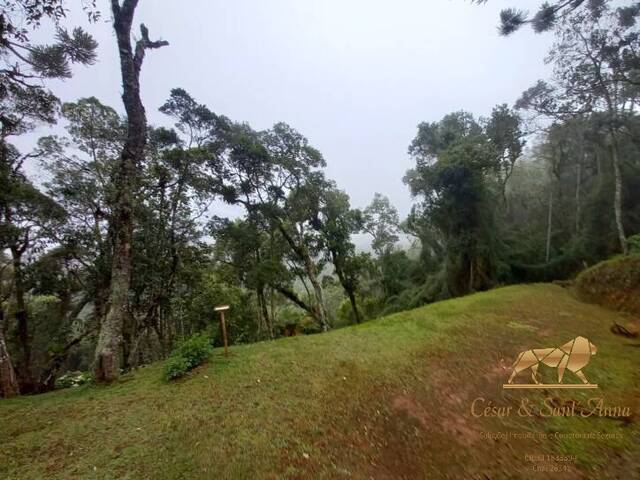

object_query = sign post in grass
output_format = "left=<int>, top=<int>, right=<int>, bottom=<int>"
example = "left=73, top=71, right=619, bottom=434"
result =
left=215, top=305, right=230, bottom=356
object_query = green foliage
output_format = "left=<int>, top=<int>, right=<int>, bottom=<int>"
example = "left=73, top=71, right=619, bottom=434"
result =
left=175, top=334, right=213, bottom=369
left=363, top=193, right=400, bottom=257
left=405, top=111, right=501, bottom=296
left=480, top=0, right=635, bottom=36
left=274, top=306, right=322, bottom=335
left=177, top=270, right=258, bottom=345
left=163, top=334, right=213, bottom=381
left=277, top=305, right=306, bottom=327
left=576, top=254, right=640, bottom=315
left=55, top=371, right=92, bottom=389
left=628, top=234, right=640, bottom=254
left=337, top=295, right=384, bottom=324
left=163, top=356, right=190, bottom=381
left=1, top=2, right=98, bottom=137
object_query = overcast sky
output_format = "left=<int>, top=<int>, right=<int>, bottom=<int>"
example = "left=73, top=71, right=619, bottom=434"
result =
left=21, top=0, right=553, bottom=225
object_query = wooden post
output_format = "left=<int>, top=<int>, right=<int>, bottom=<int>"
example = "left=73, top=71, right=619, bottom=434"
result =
left=215, top=305, right=230, bottom=357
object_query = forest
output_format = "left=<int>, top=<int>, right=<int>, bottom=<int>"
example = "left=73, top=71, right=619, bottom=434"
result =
left=0, top=0, right=639, bottom=400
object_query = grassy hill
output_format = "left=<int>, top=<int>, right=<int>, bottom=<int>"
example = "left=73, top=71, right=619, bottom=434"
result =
left=1, top=284, right=639, bottom=479
left=576, top=254, right=640, bottom=316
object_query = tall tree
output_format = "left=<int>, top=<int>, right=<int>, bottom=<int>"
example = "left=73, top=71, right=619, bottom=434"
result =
left=405, top=112, right=499, bottom=295
left=1, top=0, right=98, bottom=104
left=362, top=193, right=400, bottom=258
left=215, top=120, right=332, bottom=331
left=319, top=188, right=365, bottom=323
left=0, top=147, right=67, bottom=392
left=516, top=4, right=640, bottom=253
left=0, top=1, right=97, bottom=395
left=485, top=104, right=525, bottom=207
left=94, top=0, right=167, bottom=382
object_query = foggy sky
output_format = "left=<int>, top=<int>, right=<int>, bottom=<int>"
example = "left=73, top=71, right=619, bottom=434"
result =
left=19, top=0, right=553, bottom=229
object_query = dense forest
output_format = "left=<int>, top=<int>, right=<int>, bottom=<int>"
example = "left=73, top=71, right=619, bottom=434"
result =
left=1, top=0, right=639, bottom=397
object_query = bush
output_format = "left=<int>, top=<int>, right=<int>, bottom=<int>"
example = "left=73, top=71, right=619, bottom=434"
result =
left=55, top=371, right=92, bottom=389
left=163, top=333, right=213, bottom=381
left=628, top=234, right=640, bottom=255
left=163, top=356, right=190, bottom=381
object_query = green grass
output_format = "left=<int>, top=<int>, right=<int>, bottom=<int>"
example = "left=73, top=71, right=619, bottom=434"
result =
left=576, top=253, right=640, bottom=315
left=1, top=284, right=639, bottom=479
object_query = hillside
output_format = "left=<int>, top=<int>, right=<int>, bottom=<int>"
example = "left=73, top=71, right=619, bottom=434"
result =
left=1, top=284, right=639, bottom=479
left=576, top=254, right=640, bottom=317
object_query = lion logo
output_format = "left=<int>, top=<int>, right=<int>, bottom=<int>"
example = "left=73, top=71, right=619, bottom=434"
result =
left=506, top=336, right=597, bottom=386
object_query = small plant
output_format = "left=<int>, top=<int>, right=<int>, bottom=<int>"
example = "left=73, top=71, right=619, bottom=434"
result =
left=55, top=371, right=92, bottom=389
left=163, top=333, right=213, bottom=381
left=163, top=356, right=190, bottom=381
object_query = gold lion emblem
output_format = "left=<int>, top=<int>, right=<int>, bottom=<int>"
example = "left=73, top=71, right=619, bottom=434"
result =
left=507, top=336, right=597, bottom=386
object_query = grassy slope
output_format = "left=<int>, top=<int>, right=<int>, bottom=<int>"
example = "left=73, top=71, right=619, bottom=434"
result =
left=1, top=284, right=639, bottom=479
left=576, top=254, right=640, bottom=316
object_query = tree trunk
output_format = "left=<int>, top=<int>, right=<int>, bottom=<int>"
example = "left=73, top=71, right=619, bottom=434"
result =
left=332, top=252, right=362, bottom=324
left=301, top=252, right=329, bottom=331
left=610, top=141, right=627, bottom=254
left=575, top=161, right=582, bottom=234
left=545, top=189, right=553, bottom=263
left=346, top=289, right=361, bottom=324
left=0, top=309, right=19, bottom=398
left=94, top=213, right=132, bottom=381
left=257, top=285, right=273, bottom=339
left=273, top=284, right=317, bottom=320
left=94, top=0, right=167, bottom=382
left=9, top=247, right=33, bottom=392
left=277, top=223, right=329, bottom=331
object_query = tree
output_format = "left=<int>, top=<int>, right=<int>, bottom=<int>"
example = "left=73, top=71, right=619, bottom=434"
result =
left=211, top=216, right=284, bottom=339
left=0, top=149, right=67, bottom=392
left=94, top=0, right=168, bottom=382
left=215, top=120, right=332, bottom=331
left=485, top=104, right=525, bottom=207
left=405, top=112, right=499, bottom=295
left=0, top=2, right=97, bottom=395
left=1, top=0, right=98, bottom=146
left=318, top=188, right=365, bottom=324
left=41, top=97, right=125, bottom=322
left=362, top=193, right=400, bottom=258
left=127, top=125, right=214, bottom=362
left=516, top=4, right=640, bottom=253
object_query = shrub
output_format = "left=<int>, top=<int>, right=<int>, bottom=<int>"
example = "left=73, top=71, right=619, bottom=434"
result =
left=163, top=333, right=213, bottom=381
left=628, top=234, right=640, bottom=255
left=55, top=371, right=92, bottom=389
left=176, top=333, right=213, bottom=368
left=163, top=356, right=190, bottom=381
